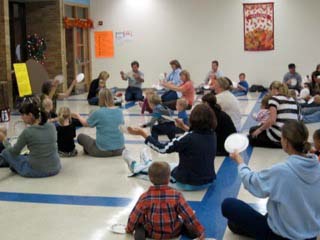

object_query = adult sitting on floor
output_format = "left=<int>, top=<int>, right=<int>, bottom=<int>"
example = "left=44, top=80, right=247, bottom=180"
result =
left=75, top=88, right=125, bottom=158
left=120, top=61, right=144, bottom=102
left=87, top=71, right=110, bottom=105
left=41, top=78, right=77, bottom=119
left=126, top=103, right=217, bottom=191
left=202, top=93, right=237, bottom=156
left=249, top=81, right=299, bottom=148
left=160, top=70, right=195, bottom=110
left=0, top=100, right=61, bottom=178
left=161, top=59, right=182, bottom=104
left=212, top=77, right=241, bottom=131
left=222, top=120, right=320, bottom=240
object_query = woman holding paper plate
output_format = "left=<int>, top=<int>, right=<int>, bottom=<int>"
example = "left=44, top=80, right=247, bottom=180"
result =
left=0, top=101, right=61, bottom=178
left=40, top=77, right=77, bottom=118
left=222, top=120, right=320, bottom=240
left=161, top=60, right=182, bottom=103
left=161, top=70, right=195, bottom=110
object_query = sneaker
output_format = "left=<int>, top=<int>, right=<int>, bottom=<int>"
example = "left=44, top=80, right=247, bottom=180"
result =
left=140, top=147, right=152, bottom=165
left=122, top=149, right=137, bottom=173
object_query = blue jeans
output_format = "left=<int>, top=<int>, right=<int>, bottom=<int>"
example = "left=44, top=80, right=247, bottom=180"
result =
left=232, top=90, right=247, bottom=97
left=88, top=96, right=99, bottom=105
left=125, top=87, right=143, bottom=102
left=161, top=90, right=178, bottom=102
left=302, top=107, right=320, bottom=123
left=0, top=149, right=60, bottom=178
left=151, top=122, right=176, bottom=141
left=221, top=198, right=316, bottom=240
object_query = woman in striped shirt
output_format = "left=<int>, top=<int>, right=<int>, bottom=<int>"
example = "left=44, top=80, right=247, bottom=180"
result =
left=249, top=81, right=299, bottom=148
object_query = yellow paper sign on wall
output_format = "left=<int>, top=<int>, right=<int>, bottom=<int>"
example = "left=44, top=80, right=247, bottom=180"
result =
left=13, top=63, right=32, bottom=97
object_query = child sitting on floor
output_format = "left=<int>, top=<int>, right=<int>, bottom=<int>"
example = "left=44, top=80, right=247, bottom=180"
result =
left=126, top=161, right=205, bottom=240
left=311, top=129, right=320, bottom=160
left=232, top=73, right=249, bottom=97
left=56, top=107, right=77, bottom=157
left=142, top=94, right=175, bottom=140
left=0, top=127, right=7, bottom=153
left=42, top=97, right=58, bottom=122
left=253, top=94, right=271, bottom=125
left=140, top=88, right=155, bottom=114
left=175, top=98, right=189, bottom=134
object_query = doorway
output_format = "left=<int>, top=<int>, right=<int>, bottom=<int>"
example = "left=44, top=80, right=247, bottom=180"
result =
left=64, top=4, right=91, bottom=93
left=9, top=1, right=27, bottom=103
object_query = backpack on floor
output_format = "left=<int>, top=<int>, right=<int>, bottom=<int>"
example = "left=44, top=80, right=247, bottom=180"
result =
left=249, top=85, right=267, bottom=92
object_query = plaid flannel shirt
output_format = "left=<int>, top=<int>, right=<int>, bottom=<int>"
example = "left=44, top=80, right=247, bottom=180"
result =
left=126, top=185, right=204, bottom=239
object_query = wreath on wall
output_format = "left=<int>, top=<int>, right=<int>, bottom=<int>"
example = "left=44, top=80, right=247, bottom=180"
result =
left=63, top=17, right=94, bottom=29
left=26, top=33, right=47, bottom=64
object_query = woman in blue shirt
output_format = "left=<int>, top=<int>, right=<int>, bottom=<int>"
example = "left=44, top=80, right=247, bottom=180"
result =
left=75, top=88, right=125, bottom=157
left=222, top=120, right=320, bottom=240
left=161, top=60, right=182, bottom=103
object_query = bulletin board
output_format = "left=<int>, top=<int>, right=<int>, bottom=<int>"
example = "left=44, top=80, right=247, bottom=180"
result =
left=94, top=31, right=114, bottom=58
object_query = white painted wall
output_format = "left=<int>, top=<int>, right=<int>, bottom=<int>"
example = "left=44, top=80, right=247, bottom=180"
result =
left=90, top=0, right=320, bottom=88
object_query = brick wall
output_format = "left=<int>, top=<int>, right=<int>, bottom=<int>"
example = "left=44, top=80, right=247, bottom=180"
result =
left=0, top=0, right=13, bottom=108
left=25, top=0, right=65, bottom=81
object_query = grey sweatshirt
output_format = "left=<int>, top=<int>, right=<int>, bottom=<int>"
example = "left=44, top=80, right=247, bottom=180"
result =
left=4, top=123, right=61, bottom=173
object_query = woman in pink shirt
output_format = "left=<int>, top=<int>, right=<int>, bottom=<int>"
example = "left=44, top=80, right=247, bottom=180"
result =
left=161, top=70, right=195, bottom=110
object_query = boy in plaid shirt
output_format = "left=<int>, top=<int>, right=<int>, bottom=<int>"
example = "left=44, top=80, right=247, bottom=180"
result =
left=126, top=161, right=205, bottom=240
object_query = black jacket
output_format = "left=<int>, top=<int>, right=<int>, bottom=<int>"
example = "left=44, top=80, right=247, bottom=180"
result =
left=145, top=130, right=217, bottom=186
left=87, top=78, right=99, bottom=100
left=215, top=109, right=237, bottom=156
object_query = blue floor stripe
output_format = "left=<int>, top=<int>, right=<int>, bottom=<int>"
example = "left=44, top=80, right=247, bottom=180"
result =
left=0, top=192, right=131, bottom=207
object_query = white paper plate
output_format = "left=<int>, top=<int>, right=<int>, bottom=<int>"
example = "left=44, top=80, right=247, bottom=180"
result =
left=76, top=73, right=85, bottom=83
left=54, top=74, right=64, bottom=84
left=152, top=84, right=164, bottom=91
left=308, top=97, right=315, bottom=104
left=290, top=78, right=297, bottom=86
left=119, top=125, right=129, bottom=134
left=110, top=224, right=126, bottom=234
left=224, top=133, right=249, bottom=153
left=159, top=73, right=166, bottom=81
left=203, top=85, right=210, bottom=90
left=299, top=88, right=310, bottom=99
left=161, top=115, right=175, bottom=122
left=9, top=137, right=30, bottom=155
left=232, top=81, right=238, bottom=88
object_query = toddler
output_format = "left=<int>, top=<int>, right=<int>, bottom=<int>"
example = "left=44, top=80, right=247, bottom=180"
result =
left=140, top=88, right=155, bottom=114
left=142, top=94, right=175, bottom=140
left=232, top=73, right=249, bottom=96
left=56, top=107, right=77, bottom=157
left=126, top=161, right=205, bottom=240
left=253, top=94, right=271, bottom=124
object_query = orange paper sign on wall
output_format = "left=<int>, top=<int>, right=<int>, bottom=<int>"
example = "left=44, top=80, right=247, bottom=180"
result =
left=94, top=31, right=114, bottom=58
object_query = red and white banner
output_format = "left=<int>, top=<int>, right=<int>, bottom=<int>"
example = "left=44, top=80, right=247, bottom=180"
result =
left=243, top=2, right=274, bottom=51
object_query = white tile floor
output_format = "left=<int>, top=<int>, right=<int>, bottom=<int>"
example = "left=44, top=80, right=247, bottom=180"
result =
left=0, top=92, right=319, bottom=240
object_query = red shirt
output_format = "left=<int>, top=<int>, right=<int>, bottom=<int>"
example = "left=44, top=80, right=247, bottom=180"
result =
left=180, top=81, right=195, bottom=106
left=126, top=185, right=204, bottom=239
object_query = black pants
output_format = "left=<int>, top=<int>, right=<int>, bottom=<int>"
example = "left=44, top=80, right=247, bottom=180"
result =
left=248, top=126, right=282, bottom=149
left=151, top=122, right=176, bottom=141
left=133, top=223, right=199, bottom=240
left=222, top=198, right=317, bottom=240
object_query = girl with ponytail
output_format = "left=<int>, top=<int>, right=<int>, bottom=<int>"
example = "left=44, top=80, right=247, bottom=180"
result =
left=222, top=120, right=320, bottom=240
left=0, top=100, right=61, bottom=178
